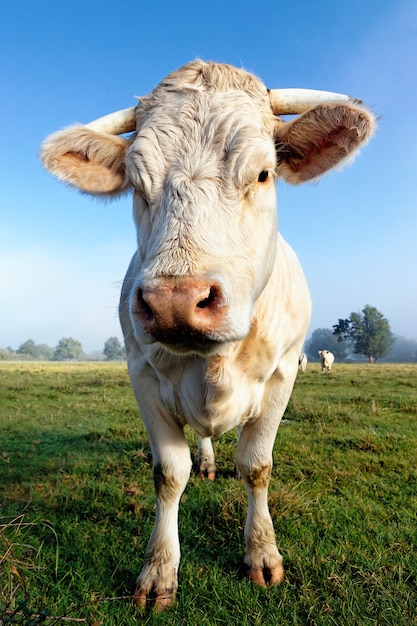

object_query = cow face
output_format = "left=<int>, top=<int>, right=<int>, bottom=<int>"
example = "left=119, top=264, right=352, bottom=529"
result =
left=124, top=88, right=279, bottom=355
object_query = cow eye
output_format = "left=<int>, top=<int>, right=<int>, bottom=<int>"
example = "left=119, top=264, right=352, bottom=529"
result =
left=258, top=170, right=269, bottom=183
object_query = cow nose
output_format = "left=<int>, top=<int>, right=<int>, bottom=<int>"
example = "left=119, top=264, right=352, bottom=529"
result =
left=135, top=280, right=225, bottom=343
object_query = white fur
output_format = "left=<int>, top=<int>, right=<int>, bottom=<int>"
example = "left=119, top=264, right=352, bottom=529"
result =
left=319, top=349, right=335, bottom=372
left=299, top=353, right=308, bottom=372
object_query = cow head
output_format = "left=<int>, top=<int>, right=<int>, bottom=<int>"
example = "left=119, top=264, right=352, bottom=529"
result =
left=40, top=60, right=375, bottom=356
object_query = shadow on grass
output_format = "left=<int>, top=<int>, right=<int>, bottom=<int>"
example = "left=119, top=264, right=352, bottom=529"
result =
left=1, top=427, right=151, bottom=485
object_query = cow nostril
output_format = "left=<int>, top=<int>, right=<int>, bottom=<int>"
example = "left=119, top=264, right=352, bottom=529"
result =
left=136, top=289, right=154, bottom=321
left=197, top=287, right=218, bottom=309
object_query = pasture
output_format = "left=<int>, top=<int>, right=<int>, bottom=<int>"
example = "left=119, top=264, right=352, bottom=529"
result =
left=1, top=361, right=416, bottom=625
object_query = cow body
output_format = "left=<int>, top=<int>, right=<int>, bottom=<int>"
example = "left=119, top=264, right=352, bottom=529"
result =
left=319, top=349, right=335, bottom=372
left=40, top=60, right=375, bottom=609
left=299, top=353, right=308, bottom=372
left=119, top=233, right=309, bottom=605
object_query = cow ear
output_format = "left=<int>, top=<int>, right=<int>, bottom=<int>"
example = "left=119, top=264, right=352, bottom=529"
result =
left=274, top=103, right=376, bottom=184
left=40, top=127, right=134, bottom=196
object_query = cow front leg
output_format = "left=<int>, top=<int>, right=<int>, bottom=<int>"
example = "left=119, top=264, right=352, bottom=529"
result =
left=134, top=425, right=192, bottom=610
left=197, top=436, right=216, bottom=480
left=236, top=420, right=284, bottom=587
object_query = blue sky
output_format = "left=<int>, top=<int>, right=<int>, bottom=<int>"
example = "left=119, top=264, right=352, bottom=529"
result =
left=1, top=0, right=416, bottom=351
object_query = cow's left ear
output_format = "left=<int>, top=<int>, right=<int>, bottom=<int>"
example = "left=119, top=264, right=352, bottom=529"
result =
left=40, top=126, right=134, bottom=196
left=274, top=103, right=376, bottom=184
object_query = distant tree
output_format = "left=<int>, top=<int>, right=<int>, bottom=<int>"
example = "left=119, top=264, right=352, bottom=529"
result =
left=16, top=339, right=38, bottom=357
left=305, top=328, right=348, bottom=362
left=0, top=347, right=15, bottom=360
left=83, top=350, right=105, bottom=362
left=36, top=343, right=54, bottom=360
left=103, top=336, right=126, bottom=361
left=17, top=339, right=53, bottom=360
left=383, top=335, right=417, bottom=363
left=53, top=337, right=83, bottom=361
left=333, top=305, right=395, bottom=363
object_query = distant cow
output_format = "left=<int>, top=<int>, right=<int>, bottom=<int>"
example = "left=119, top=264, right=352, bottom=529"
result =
left=319, top=350, right=335, bottom=372
left=40, top=60, right=375, bottom=609
left=299, top=353, right=307, bottom=372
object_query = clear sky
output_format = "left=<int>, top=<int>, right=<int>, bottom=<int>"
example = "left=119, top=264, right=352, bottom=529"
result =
left=1, top=0, right=416, bottom=352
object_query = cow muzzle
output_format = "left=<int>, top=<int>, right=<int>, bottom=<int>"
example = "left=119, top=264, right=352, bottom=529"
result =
left=134, top=279, right=228, bottom=354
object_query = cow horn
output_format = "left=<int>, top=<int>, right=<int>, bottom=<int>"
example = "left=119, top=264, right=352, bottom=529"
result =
left=268, top=89, right=362, bottom=115
left=85, top=106, right=137, bottom=135
left=83, top=90, right=360, bottom=133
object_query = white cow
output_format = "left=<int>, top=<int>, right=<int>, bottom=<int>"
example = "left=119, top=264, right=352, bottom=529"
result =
left=40, top=60, right=375, bottom=609
left=299, top=353, right=308, bottom=372
left=319, top=350, right=335, bottom=372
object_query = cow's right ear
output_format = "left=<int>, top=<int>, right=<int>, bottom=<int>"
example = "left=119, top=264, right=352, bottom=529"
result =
left=40, top=127, right=134, bottom=196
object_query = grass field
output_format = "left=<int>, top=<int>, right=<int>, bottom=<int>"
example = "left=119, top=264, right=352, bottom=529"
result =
left=1, top=361, right=416, bottom=625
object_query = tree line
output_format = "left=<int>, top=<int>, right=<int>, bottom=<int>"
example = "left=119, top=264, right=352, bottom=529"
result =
left=1, top=305, right=416, bottom=363
left=0, top=336, right=126, bottom=361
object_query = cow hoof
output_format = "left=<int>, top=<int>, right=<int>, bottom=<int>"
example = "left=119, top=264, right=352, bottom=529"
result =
left=132, top=587, right=148, bottom=610
left=198, top=469, right=216, bottom=480
left=133, top=590, right=146, bottom=609
left=197, top=459, right=216, bottom=480
left=133, top=589, right=175, bottom=611
left=154, top=594, right=175, bottom=611
left=248, top=564, right=284, bottom=586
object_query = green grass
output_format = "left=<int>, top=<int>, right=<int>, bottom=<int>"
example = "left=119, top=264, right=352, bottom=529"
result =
left=1, top=362, right=416, bottom=625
